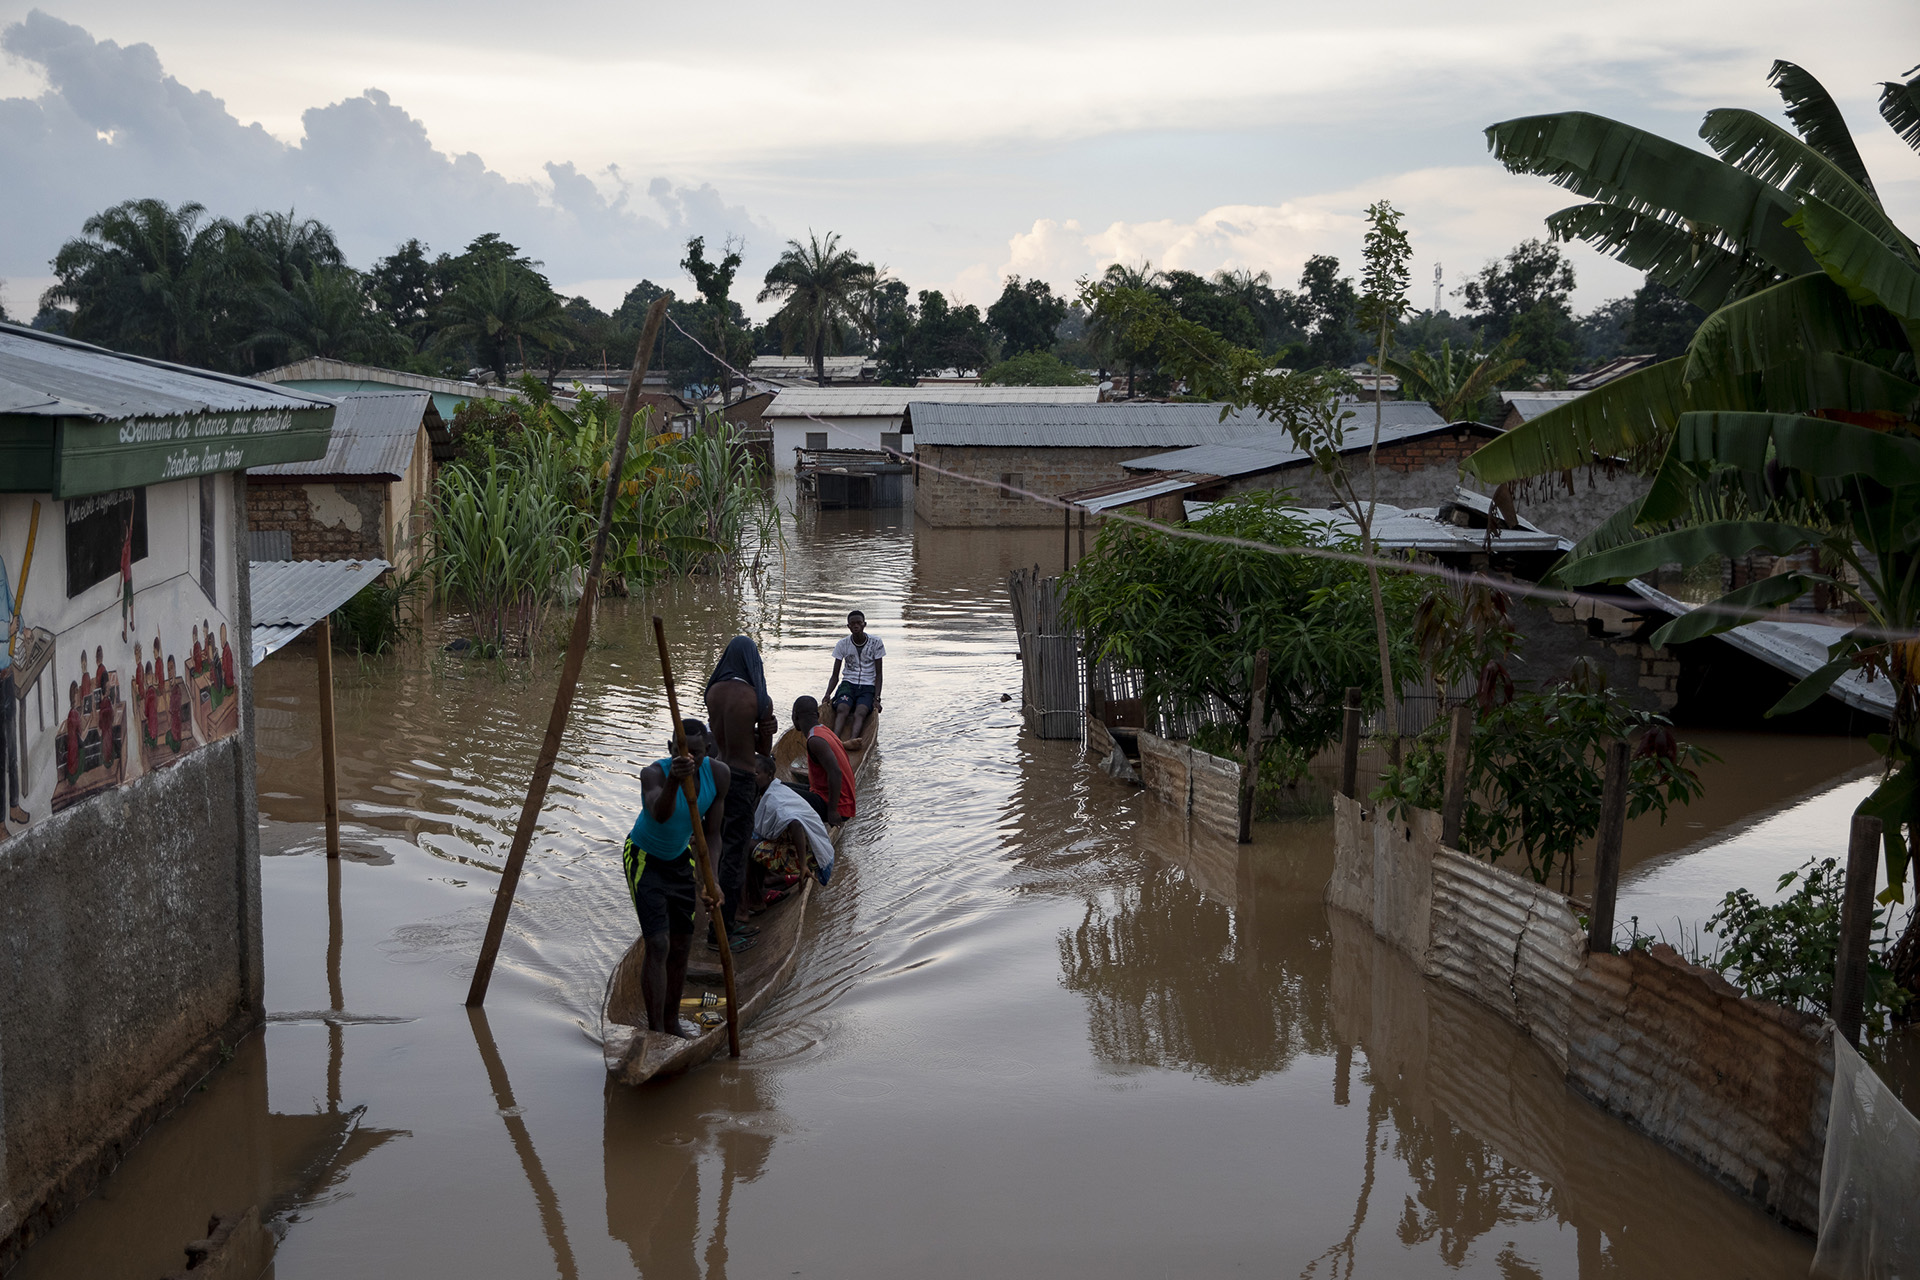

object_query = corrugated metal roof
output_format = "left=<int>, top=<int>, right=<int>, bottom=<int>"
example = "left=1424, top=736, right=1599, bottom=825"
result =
left=257, top=357, right=524, bottom=404
left=768, top=385, right=1098, bottom=419
left=250, top=392, right=427, bottom=478
left=1500, top=391, right=1583, bottom=423
left=1122, top=403, right=1458, bottom=477
left=248, top=557, right=391, bottom=664
left=1181, top=491, right=1568, bottom=554
left=1625, top=579, right=1893, bottom=717
left=907, top=401, right=1264, bottom=447
left=0, top=322, right=337, bottom=420
left=1061, top=472, right=1221, bottom=512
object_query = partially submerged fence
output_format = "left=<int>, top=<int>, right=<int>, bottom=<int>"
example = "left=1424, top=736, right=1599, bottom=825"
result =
left=1008, top=568, right=1081, bottom=740
left=1328, top=795, right=1919, bottom=1266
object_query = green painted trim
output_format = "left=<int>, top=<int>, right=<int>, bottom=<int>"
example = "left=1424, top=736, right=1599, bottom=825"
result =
left=0, top=420, right=57, bottom=492
left=0, top=405, right=335, bottom=498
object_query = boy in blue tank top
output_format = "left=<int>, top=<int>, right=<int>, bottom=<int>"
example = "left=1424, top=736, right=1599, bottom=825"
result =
left=625, top=718, right=731, bottom=1039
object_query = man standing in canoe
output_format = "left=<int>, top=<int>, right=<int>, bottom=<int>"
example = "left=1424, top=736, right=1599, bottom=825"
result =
left=823, top=610, right=882, bottom=743
left=626, top=719, right=730, bottom=1040
left=791, top=696, right=855, bottom=828
left=704, top=635, right=775, bottom=955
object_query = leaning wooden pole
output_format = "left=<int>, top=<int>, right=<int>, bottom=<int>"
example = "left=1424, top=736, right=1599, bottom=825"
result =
left=316, top=615, right=340, bottom=858
left=1584, top=740, right=1631, bottom=955
left=651, top=616, right=742, bottom=1057
left=1237, top=649, right=1269, bottom=844
left=466, top=295, right=671, bottom=1008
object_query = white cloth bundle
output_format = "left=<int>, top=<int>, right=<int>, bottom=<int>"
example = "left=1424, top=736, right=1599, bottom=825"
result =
left=753, top=779, right=836, bottom=884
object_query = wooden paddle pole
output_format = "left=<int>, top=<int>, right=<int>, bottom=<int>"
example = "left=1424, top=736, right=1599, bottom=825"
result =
left=652, top=615, right=742, bottom=1058
left=466, top=295, right=671, bottom=1008
left=317, top=615, right=340, bottom=858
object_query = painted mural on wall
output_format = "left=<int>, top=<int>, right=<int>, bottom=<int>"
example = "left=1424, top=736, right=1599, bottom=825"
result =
left=1, top=477, right=239, bottom=843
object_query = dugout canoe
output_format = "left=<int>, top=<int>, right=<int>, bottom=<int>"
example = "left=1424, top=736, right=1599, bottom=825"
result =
left=601, top=712, right=880, bottom=1085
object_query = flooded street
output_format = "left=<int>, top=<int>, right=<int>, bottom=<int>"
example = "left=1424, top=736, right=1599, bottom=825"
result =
left=14, top=510, right=1885, bottom=1278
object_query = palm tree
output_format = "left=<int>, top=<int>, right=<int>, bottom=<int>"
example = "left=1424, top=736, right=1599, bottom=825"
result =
left=45, top=198, right=260, bottom=368
left=241, top=209, right=344, bottom=293
left=248, top=265, right=408, bottom=366
left=1378, top=336, right=1525, bottom=422
left=1465, top=59, right=1920, bottom=994
left=1088, top=261, right=1166, bottom=396
left=757, top=232, right=875, bottom=383
left=434, top=262, right=567, bottom=382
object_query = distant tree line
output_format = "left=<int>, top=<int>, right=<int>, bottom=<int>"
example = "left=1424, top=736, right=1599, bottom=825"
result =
left=27, top=197, right=1703, bottom=409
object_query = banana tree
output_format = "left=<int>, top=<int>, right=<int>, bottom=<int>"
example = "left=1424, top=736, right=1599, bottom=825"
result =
left=1461, top=62, right=1920, bottom=934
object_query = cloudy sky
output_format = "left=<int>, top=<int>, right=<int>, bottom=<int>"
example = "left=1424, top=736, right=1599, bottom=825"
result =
left=2, top=2, right=1915, bottom=322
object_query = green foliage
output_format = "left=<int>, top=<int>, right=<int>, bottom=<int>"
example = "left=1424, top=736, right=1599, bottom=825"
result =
left=1062, top=492, right=1422, bottom=780
left=874, top=287, right=992, bottom=381
left=1376, top=685, right=1707, bottom=886
left=757, top=232, right=877, bottom=382
left=430, top=432, right=587, bottom=654
left=986, top=276, right=1069, bottom=357
left=1702, top=856, right=1909, bottom=1040
left=1378, top=336, right=1524, bottom=422
left=1358, top=201, right=1413, bottom=339
left=979, top=350, right=1087, bottom=386
left=330, top=570, right=426, bottom=656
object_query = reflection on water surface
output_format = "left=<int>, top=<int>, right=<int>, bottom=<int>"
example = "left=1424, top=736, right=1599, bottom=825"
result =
left=10, top=513, right=1847, bottom=1278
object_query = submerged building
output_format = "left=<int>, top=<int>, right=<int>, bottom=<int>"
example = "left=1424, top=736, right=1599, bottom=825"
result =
left=0, top=323, right=333, bottom=1266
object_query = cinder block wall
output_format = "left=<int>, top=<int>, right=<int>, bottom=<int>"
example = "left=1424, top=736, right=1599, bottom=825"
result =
left=914, top=445, right=1146, bottom=527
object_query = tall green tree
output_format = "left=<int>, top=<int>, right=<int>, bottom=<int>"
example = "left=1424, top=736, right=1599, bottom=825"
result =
left=1358, top=201, right=1415, bottom=743
left=247, top=264, right=407, bottom=365
left=987, top=275, right=1069, bottom=357
left=434, top=259, right=566, bottom=382
left=757, top=232, right=876, bottom=383
left=681, top=235, right=754, bottom=400
left=369, top=238, right=445, bottom=352
left=1460, top=239, right=1578, bottom=383
left=1296, top=255, right=1363, bottom=369
left=1464, top=59, right=1920, bottom=988
left=45, top=197, right=261, bottom=368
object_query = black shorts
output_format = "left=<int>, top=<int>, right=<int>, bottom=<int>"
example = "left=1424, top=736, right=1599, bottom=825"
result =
left=623, top=838, right=697, bottom=937
left=833, top=681, right=875, bottom=710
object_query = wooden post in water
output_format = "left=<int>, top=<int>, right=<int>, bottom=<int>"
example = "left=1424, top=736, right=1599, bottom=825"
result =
left=466, top=296, right=671, bottom=1008
left=316, top=615, right=340, bottom=859
left=653, top=615, right=742, bottom=1057
left=1584, top=739, right=1631, bottom=955
left=1439, top=704, right=1472, bottom=850
left=1834, top=813, right=1884, bottom=1047
left=1238, top=649, right=1269, bottom=844
left=1339, top=686, right=1362, bottom=800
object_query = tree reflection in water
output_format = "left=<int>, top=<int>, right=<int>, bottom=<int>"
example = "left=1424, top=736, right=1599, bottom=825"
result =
left=1057, top=806, right=1807, bottom=1277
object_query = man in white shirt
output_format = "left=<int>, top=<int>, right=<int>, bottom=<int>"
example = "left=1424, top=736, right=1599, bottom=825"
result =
left=823, top=609, right=883, bottom=742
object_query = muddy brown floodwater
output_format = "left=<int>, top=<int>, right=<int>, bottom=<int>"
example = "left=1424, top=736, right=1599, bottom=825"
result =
left=14, top=508, right=1895, bottom=1278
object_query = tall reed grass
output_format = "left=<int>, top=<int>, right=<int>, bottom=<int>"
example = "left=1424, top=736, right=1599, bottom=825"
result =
left=429, top=390, right=777, bottom=653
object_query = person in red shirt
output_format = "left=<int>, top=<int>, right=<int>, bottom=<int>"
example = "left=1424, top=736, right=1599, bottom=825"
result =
left=790, top=696, right=854, bottom=827
left=94, top=646, right=107, bottom=705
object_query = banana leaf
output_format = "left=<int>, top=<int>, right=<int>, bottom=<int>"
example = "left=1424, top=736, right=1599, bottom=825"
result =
left=1699, top=108, right=1907, bottom=260
left=1680, top=272, right=1907, bottom=386
left=1856, top=762, right=1917, bottom=899
left=1672, top=410, right=1920, bottom=483
left=1787, top=198, right=1920, bottom=345
left=1486, top=112, right=1819, bottom=279
left=1555, top=519, right=1824, bottom=586
left=1648, top=571, right=1822, bottom=646
left=1882, top=72, right=1920, bottom=154
left=1767, top=629, right=1874, bottom=716
left=1545, top=203, right=1764, bottom=311
left=1770, top=60, right=1878, bottom=195
left=1462, top=358, right=1686, bottom=484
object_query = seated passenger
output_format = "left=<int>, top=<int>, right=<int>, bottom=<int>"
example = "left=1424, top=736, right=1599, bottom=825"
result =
left=823, top=610, right=883, bottom=742
left=792, top=696, right=855, bottom=828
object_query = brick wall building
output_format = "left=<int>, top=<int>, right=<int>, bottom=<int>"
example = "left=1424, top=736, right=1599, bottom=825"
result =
left=906, top=401, right=1269, bottom=529
left=246, top=392, right=442, bottom=567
